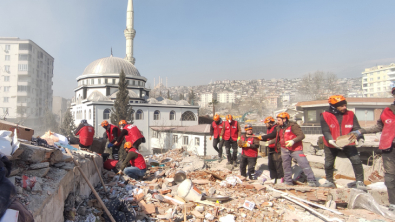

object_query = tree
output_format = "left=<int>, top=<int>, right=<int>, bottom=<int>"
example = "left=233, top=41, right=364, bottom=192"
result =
left=179, top=93, right=184, bottom=100
left=188, top=90, right=195, bottom=105
left=208, top=99, right=219, bottom=117
left=110, top=69, right=134, bottom=125
left=167, top=90, right=172, bottom=100
left=60, top=108, right=76, bottom=138
left=297, top=71, right=341, bottom=101
left=43, top=103, right=59, bottom=132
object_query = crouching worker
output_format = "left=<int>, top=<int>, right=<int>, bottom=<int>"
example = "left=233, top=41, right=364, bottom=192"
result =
left=118, top=142, right=147, bottom=180
left=260, top=112, right=319, bottom=187
left=238, top=124, right=260, bottom=180
left=74, top=119, right=95, bottom=149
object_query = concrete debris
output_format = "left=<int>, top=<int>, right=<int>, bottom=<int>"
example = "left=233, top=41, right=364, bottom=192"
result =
left=29, top=162, right=50, bottom=170
left=25, top=167, right=50, bottom=177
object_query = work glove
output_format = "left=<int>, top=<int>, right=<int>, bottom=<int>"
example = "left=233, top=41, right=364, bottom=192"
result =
left=238, top=140, right=248, bottom=148
left=355, top=139, right=364, bottom=147
left=237, top=137, right=241, bottom=142
left=328, top=140, right=341, bottom=149
left=117, top=170, right=123, bottom=175
left=107, top=143, right=114, bottom=148
left=285, top=140, right=294, bottom=147
left=257, top=136, right=263, bottom=140
left=209, top=136, right=212, bottom=140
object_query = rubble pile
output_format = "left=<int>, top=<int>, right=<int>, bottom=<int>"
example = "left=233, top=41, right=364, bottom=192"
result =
left=68, top=148, right=394, bottom=222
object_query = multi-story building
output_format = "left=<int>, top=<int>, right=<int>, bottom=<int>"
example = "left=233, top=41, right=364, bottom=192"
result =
left=217, top=91, right=235, bottom=104
left=200, top=93, right=217, bottom=107
left=52, top=96, right=68, bottom=122
left=0, top=37, right=54, bottom=126
left=362, top=64, right=395, bottom=97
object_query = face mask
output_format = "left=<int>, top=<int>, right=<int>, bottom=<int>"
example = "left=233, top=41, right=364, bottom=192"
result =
left=228, top=120, right=232, bottom=123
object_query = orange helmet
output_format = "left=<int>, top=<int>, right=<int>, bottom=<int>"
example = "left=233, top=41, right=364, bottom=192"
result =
left=328, top=95, right=346, bottom=105
left=101, top=120, right=109, bottom=127
left=245, top=124, right=253, bottom=131
left=213, top=114, right=220, bottom=121
left=119, top=120, right=127, bottom=125
left=226, top=114, right=233, bottom=121
left=264, top=116, right=275, bottom=123
left=277, top=112, right=290, bottom=119
left=124, top=141, right=132, bottom=149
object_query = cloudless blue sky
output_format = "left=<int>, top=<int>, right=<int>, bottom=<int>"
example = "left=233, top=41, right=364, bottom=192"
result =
left=1, top=0, right=395, bottom=98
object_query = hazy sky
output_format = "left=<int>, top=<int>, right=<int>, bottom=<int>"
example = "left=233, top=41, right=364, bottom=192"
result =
left=1, top=0, right=395, bottom=99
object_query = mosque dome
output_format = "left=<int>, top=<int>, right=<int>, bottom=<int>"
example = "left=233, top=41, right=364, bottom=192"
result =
left=82, top=56, right=140, bottom=76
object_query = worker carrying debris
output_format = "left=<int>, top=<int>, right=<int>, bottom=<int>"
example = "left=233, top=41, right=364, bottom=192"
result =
left=74, top=119, right=95, bottom=149
left=354, top=87, right=395, bottom=211
left=238, top=124, right=260, bottom=180
left=220, top=114, right=241, bottom=167
left=320, top=95, right=367, bottom=190
left=210, top=114, right=224, bottom=159
left=115, top=120, right=145, bottom=150
left=101, top=120, right=122, bottom=160
left=259, top=116, right=284, bottom=183
left=260, top=112, right=319, bottom=187
left=117, top=141, right=147, bottom=179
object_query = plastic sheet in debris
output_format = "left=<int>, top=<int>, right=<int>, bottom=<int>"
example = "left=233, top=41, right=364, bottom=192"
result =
left=220, top=175, right=242, bottom=187
left=219, top=214, right=235, bottom=222
left=0, top=130, right=19, bottom=156
left=367, top=182, right=387, bottom=190
left=348, top=188, right=395, bottom=220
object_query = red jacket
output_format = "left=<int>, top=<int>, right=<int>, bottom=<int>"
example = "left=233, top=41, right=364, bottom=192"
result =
left=124, top=124, right=144, bottom=145
left=211, top=121, right=224, bottom=139
left=379, top=107, right=395, bottom=150
left=322, top=111, right=355, bottom=148
left=277, top=126, right=303, bottom=151
left=241, top=135, right=258, bottom=158
left=76, top=125, right=94, bottom=146
left=224, top=120, right=239, bottom=141
left=106, top=124, right=121, bottom=143
left=267, top=124, right=277, bottom=150
left=128, top=148, right=146, bottom=170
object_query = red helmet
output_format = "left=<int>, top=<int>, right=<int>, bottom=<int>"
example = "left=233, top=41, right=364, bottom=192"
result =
left=101, top=120, right=109, bottom=127
left=213, top=114, right=220, bottom=121
left=245, top=124, right=253, bottom=131
left=226, top=114, right=233, bottom=121
left=328, top=95, right=346, bottom=105
left=119, top=120, right=127, bottom=125
left=277, top=112, right=290, bottom=119
left=264, top=116, right=275, bottom=123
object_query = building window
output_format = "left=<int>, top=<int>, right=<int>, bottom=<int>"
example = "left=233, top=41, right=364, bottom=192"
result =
left=5, top=55, right=10, bottom=61
left=377, top=77, right=380, bottom=80
left=112, top=79, right=115, bottom=84
left=183, top=136, right=189, bottom=145
left=170, top=110, right=176, bottom=120
left=5, top=45, right=10, bottom=51
left=18, top=64, right=28, bottom=71
left=306, top=110, right=317, bottom=122
left=370, top=78, right=373, bottom=81
left=3, top=97, right=9, bottom=103
left=154, top=110, right=160, bottom=120
left=195, top=137, right=200, bottom=146
left=98, top=79, right=101, bottom=84
left=4, top=65, right=10, bottom=72
left=4, top=76, right=10, bottom=82
left=136, top=109, right=143, bottom=120
left=133, top=80, right=135, bottom=85
left=173, top=135, right=178, bottom=144
left=355, top=109, right=374, bottom=121
left=105, top=78, right=108, bottom=84
left=181, top=111, right=196, bottom=121
left=3, top=86, right=10, bottom=92
left=89, top=109, right=91, bottom=119
left=103, top=108, right=111, bottom=119
left=153, top=131, right=159, bottom=138
left=18, top=54, right=29, bottom=61
left=17, top=85, right=29, bottom=92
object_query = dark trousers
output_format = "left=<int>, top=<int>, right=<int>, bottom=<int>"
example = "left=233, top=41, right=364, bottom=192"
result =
left=133, top=138, right=143, bottom=150
left=213, top=138, right=224, bottom=157
left=240, top=155, right=257, bottom=177
left=79, top=142, right=90, bottom=149
left=382, top=147, right=395, bottom=205
left=112, top=145, right=121, bottom=160
left=324, top=145, right=364, bottom=183
left=281, top=148, right=316, bottom=183
left=224, top=139, right=238, bottom=163
left=268, top=150, right=284, bottom=179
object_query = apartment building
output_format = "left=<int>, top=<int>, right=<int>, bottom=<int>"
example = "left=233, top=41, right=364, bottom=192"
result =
left=200, top=93, right=217, bottom=107
left=362, top=63, right=395, bottom=97
left=217, top=91, right=235, bottom=103
left=0, top=37, right=54, bottom=126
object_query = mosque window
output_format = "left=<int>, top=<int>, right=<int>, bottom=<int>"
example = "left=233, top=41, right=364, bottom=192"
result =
left=170, top=110, right=176, bottom=120
left=133, top=80, right=135, bottom=86
left=136, top=109, right=143, bottom=120
left=89, top=109, right=91, bottom=119
left=98, top=79, right=101, bottom=84
left=181, top=111, right=196, bottom=121
left=105, top=79, right=108, bottom=84
left=91, top=79, right=94, bottom=85
left=103, top=108, right=111, bottom=119
left=154, top=110, right=160, bottom=120
left=112, top=79, right=115, bottom=84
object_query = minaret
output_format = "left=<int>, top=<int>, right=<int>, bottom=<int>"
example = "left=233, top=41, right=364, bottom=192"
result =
left=124, top=0, right=136, bottom=64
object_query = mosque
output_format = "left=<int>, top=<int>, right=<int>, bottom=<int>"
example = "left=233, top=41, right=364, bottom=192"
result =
left=70, top=0, right=199, bottom=154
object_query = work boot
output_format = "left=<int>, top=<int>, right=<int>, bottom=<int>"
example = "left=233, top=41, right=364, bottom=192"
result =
left=321, top=181, right=336, bottom=188
left=283, top=181, right=293, bottom=186
left=249, top=174, right=256, bottom=180
left=308, top=181, right=319, bottom=187
left=227, top=161, right=233, bottom=165
left=233, top=162, right=237, bottom=167
left=389, top=204, right=395, bottom=211
left=356, top=181, right=368, bottom=191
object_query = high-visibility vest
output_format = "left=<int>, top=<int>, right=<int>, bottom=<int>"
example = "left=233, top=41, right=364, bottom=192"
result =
left=106, top=124, right=121, bottom=142
left=224, top=120, right=239, bottom=141
left=322, top=111, right=355, bottom=148
left=124, top=124, right=144, bottom=145
left=212, top=120, right=224, bottom=139
left=241, top=135, right=258, bottom=157
left=76, top=125, right=94, bottom=146
left=277, top=126, right=303, bottom=151
left=378, top=107, right=395, bottom=150
left=128, top=148, right=146, bottom=170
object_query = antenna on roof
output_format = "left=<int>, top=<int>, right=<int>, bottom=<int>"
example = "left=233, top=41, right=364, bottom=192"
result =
left=111, top=47, right=113, bottom=57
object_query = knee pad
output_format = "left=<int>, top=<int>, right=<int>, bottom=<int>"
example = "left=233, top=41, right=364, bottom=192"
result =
left=349, top=155, right=362, bottom=165
left=385, top=174, right=395, bottom=189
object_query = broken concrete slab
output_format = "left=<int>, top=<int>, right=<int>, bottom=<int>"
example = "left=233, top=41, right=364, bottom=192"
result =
left=25, top=167, right=50, bottom=177
left=18, top=142, right=63, bottom=164
left=29, top=162, right=50, bottom=170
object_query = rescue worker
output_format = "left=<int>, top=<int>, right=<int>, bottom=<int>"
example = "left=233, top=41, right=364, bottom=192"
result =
left=354, top=87, right=395, bottom=211
left=260, top=112, right=318, bottom=187
left=115, top=120, right=145, bottom=150
left=220, top=114, right=241, bottom=167
left=101, top=120, right=122, bottom=160
left=320, top=95, right=367, bottom=190
left=74, top=119, right=95, bottom=149
left=238, top=124, right=260, bottom=180
left=117, top=141, right=147, bottom=180
left=260, top=116, right=284, bottom=183
left=210, top=114, right=224, bottom=159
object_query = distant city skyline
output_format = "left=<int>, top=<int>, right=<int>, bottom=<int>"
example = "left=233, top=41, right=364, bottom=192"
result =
left=1, top=0, right=395, bottom=98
